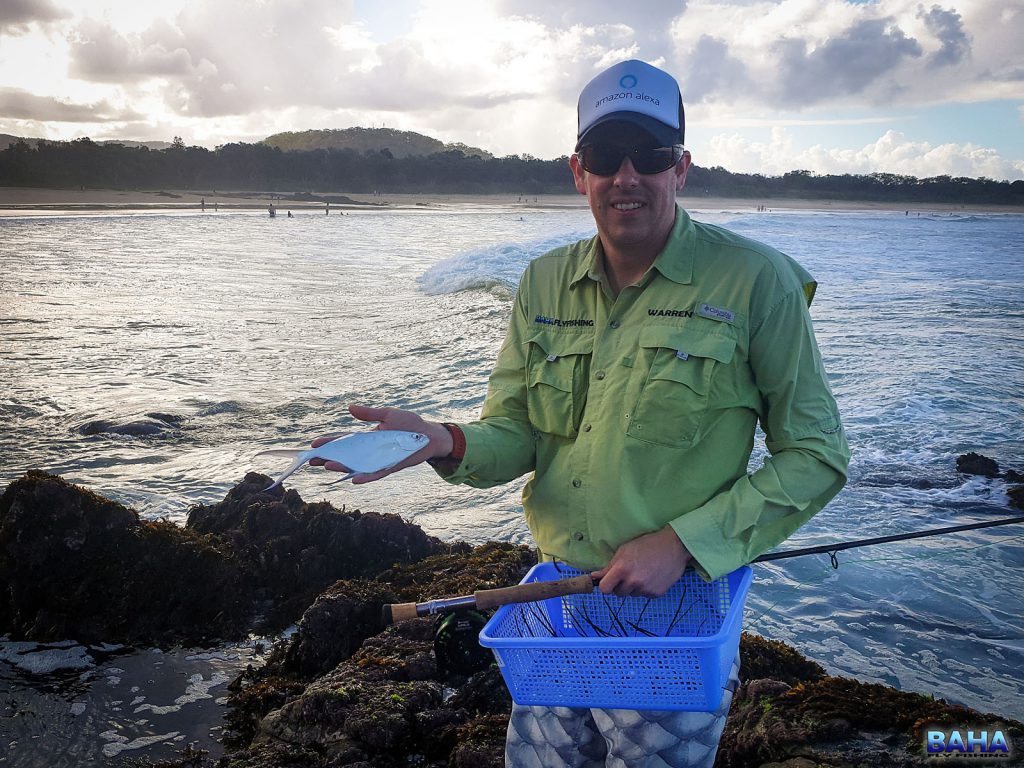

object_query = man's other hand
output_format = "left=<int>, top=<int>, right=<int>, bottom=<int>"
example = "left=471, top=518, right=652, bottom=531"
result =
left=591, top=526, right=692, bottom=598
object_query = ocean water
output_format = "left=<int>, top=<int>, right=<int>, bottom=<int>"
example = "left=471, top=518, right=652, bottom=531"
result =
left=2, top=204, right=1023, bottom=761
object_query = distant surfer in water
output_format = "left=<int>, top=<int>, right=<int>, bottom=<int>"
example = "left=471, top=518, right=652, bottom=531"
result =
left=314, top=60, right=849, bottom=768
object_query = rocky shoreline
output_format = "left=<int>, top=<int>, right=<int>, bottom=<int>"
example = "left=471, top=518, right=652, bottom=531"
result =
left=1, top=461, right=1022, bottom=767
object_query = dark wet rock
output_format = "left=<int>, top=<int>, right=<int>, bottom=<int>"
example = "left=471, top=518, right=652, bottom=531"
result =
left=78, top=417, right=177, bottom=436
left=187, top=472, right=447, bottom=628
left=956, top=452, right=1000, bottom=477
left=1006, top=470, right=1024, bottom=484
left=0, top=471, right=251, bottom=645
left=1009, top=485, right=1024, bottom=511
left=76, top=412, right=185, bottom=436
left=145, top=412, right=186, bottom=425
left=857, top=473, right=957, bottom=491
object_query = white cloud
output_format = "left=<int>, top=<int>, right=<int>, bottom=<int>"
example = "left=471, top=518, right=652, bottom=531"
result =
left=705, top=127, right=1021, bottom=181
left=669, top=0, right=1024, bottom=109
left=0, top=0, right=1020, bottom=177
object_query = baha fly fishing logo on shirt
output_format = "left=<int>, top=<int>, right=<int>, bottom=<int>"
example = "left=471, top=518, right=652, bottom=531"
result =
left=924, top=726, right=1011, bottom=759
left=534, top=315, right=594, bottom=328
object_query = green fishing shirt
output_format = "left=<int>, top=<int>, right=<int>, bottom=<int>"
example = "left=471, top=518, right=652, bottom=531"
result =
left=440, top=206, right=849, bottom=580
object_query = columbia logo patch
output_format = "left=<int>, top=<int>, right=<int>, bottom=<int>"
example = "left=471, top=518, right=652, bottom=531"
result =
left=697, top=303, right=735, bottom=323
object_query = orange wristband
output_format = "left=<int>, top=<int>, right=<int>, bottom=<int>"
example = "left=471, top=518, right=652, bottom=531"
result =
left=442, top=423, right=466, bottom=460
left=427, top=423, right=465, bottom=468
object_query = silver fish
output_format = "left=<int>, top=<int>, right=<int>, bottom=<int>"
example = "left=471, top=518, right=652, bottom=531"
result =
left=256, top=430, right=429, bottom=490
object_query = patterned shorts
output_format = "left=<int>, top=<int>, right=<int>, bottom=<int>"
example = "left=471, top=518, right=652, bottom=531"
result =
left=504, top=655, right=740, bottom=768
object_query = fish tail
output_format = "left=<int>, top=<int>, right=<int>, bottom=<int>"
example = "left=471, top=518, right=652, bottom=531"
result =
left=255, top=449, right=310, bottom=491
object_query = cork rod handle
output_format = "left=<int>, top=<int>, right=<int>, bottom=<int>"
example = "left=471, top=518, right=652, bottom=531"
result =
left=474, top=574, right=595, bottom=610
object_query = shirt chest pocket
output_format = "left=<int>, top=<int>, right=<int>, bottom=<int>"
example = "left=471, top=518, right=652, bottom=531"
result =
left=628, top=325, right=737, bottom=448
left=524, top=330, right=593, bottom=439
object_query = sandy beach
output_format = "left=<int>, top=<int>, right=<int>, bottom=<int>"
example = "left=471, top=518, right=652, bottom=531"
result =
left=2, top=185, right=1022, bottom=216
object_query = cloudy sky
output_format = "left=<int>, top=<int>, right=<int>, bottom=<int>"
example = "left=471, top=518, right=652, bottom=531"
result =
left=1, top=0, right=1022, bottom=179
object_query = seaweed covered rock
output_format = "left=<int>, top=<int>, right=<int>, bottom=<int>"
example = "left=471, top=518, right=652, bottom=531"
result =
left=276, top=579, right=400, bottom=681
left=219, top=543, right=533, bottom=765
left=717, top=673, right=1024, bottom=767
left=739, top=632, right=826, bottom=686
left=270, top=542, right=534, bottom=681
left=235, top=622, right=455, bottom=767
left=225, top=612, right=1024, bottom=768
left=0, top=471, right=454, bottom=646
left=187, top=472, right=446, bottom=625
left=0, top=471, right=251, bottom=645
left=449, top=715, right=507, bottom=768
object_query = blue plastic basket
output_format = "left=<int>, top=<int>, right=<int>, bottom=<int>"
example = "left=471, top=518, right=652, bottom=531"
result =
left=479, top=562, right=752, bottom=711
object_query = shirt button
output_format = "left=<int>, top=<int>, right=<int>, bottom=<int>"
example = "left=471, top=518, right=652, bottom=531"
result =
left=595, top=371, right=606, bottom=380
left=573, top=531, right=585, bottom=541
left=609, top=320, right=620, bottom=329
left=583, top=424, right=592, bottom=432
left=572, top=479, right=582, bottom=488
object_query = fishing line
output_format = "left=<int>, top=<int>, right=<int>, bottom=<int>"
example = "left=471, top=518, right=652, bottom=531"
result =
left=745, top=526, right=1024, bottom=631
left=828, top=532, right=1024, bottom=567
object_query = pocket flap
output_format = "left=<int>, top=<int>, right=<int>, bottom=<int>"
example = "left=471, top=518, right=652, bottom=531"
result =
left=525, top=330, right=593, bottom=392
left=525, top=329, right=595, bottom=357
left=639, top=325, right=736, bottom=363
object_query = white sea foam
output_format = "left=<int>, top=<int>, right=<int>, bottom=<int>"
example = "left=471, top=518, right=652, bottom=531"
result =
left=0, top=640, right=94, bottom=674
left=416, top=228, right=594, bottom=296
left=133, top=671, right=231, bottom=715
left=101, top=731, right=181, bottom=758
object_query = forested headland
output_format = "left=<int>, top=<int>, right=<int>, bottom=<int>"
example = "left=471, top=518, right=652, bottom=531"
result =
left=2, top=135, right=1023, bottom=206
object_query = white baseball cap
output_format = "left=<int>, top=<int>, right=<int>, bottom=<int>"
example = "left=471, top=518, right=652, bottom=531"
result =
left=576, top=60, right=685, bottom=149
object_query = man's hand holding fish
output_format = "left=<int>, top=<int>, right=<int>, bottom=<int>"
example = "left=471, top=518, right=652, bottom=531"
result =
left=309, top=403, right=453, bottom=484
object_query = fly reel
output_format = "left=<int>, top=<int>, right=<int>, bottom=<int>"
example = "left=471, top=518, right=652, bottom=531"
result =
left=433, top=609, right=493, bottom=681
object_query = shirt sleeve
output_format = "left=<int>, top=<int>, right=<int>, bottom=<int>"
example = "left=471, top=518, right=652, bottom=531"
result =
left=433, top=275, right=537, bottom=487
left=669, top=285, right=850, bottom=580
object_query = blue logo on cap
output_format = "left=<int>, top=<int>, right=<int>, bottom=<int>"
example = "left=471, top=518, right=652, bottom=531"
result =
left=619, top=74, right=637, bottom=89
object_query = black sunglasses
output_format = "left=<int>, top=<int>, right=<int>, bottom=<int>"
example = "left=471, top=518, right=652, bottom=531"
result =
left=576, top=144, right=685, bottom=176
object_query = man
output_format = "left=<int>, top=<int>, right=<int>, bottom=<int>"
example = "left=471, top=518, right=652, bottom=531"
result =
left=315, top=60, right=849, bottom=767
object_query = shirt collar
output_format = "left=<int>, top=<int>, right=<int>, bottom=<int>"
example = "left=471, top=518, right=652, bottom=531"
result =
left=569, top=234, right=602, bottom=288
left=569, top=206, right=695, bottom=289
left=651, top=206, right=695, bottom=285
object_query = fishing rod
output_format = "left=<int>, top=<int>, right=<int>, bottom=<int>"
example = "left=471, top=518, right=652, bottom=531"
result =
left=753, top=514, right=1024, bottom=568
left=382, top=573, right=594, bottom=625
left=382, top=514, right=1024, bottom=625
